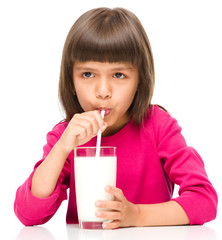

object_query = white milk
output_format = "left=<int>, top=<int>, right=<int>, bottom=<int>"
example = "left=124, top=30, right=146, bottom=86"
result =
left=74, top=156, right=117, bottom=222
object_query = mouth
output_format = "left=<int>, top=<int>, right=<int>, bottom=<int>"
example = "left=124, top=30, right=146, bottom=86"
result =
left=96, top=107, right=111, bottom=116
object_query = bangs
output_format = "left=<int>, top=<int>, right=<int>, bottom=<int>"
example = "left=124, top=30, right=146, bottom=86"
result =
left=69, top=8, right=142, bottom=65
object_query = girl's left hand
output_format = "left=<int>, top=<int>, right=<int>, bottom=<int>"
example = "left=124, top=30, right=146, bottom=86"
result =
left=95, top=186, right=139, bottom=229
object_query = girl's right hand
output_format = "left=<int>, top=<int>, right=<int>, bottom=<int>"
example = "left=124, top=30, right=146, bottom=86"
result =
left=58, top=111, right=107, bottom=154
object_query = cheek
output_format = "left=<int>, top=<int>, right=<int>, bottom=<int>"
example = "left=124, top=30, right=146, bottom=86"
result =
left=125, top=83, right=138, bottom=102
left=75, top=88, right=92, bottom=111
left=117, top=87, right=137, bottom=110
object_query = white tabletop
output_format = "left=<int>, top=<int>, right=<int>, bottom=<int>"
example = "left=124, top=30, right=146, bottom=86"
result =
left=13, top=223, right=220, bottom=240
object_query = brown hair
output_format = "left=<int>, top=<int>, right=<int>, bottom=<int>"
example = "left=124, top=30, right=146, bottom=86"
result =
left=59, top=7, right=155, bottom=125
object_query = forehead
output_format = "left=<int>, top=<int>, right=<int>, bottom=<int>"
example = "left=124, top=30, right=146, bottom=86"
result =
left=74, top=61, right=137, bottom=72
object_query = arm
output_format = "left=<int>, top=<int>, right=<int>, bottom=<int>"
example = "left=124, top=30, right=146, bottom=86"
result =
left=155, top=108, right=218, bottom=225
left=96, top=107, right=217, bottom=229
left=95, top=186, right=189, bottom=229
left=31, top=141, right=70, bottom=198
left=14, top=111, right=107, bottom=225
left=14, top=126, right=71, bottom=226
left=14, top=157, right=70, bottom=226
left=136, top=200, right=189, bottom=226
left=31, top=111, right=107, bottom=198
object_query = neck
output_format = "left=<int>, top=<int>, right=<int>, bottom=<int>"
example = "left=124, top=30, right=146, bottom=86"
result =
left=102, top=113, right=130, bottom=137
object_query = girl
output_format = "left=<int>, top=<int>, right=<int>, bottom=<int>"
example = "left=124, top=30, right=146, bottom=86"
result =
left=14, top=7, right=217, bottom=229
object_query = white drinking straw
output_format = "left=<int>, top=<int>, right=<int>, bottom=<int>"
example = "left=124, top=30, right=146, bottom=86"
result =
left=96, top=110, right=105, bottom=158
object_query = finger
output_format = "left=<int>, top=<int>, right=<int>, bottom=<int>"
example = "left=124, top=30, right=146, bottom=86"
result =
left=76, top=111, right=107, bottom=134
left=95, top=210, right=121, bottom=221
left=73, top=119, right=94, bottom=137
left=102, top=220, right=120, bottom=230
left=105, top=186, right=124, bottom=202
left=91, top=110, right=107, bottom=132
left=95, top=200, right=122, bottom=211
left=72, top=125, right=87, bottom=140
left=73, top=113, right=99, bottom=136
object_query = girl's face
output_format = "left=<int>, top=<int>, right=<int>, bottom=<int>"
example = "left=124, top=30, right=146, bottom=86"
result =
left=73, top=61, right=139, bottom=136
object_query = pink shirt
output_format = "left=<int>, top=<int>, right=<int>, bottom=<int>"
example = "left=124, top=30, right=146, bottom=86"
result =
left=14, top=106, right=218, bottom=226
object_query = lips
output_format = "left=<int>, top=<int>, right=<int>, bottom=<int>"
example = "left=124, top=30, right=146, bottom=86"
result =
left=97, top=107, right=111, bottom=116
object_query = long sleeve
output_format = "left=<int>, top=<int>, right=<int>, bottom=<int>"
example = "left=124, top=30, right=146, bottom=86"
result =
left=153, top=107, right=218, bottom=225
left=14, top=122, right=70, bottom=226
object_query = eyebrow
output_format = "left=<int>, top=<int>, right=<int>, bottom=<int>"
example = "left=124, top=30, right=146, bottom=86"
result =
left=75, top=66, right=135, bottom=71
left=110, top=67, right=135, bottom=71
left=75, top=67, right=96, bottom=71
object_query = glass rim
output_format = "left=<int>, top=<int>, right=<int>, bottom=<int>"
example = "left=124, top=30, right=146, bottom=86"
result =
left=75, top=146, right=116, bottom=150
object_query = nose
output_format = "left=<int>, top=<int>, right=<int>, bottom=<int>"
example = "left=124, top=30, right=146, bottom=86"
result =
left=95, top=78, right=112, bottom=100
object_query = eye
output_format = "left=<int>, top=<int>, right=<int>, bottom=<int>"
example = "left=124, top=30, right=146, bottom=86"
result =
left=82, top=72, right=94, bottom=78
left=113, top=72, right=125, bottom=79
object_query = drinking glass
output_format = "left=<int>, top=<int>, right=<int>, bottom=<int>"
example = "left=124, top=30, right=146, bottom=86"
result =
left=74, top=146, right=117, bottom=229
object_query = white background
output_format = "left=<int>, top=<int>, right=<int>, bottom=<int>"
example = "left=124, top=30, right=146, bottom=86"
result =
left=0, top=0, right=221, bottom=238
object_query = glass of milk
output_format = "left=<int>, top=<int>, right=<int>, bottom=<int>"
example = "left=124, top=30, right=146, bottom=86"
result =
left=74, top=146, right=117, bottom=229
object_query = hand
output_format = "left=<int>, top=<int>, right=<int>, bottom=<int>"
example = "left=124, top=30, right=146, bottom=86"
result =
left=58, top=111, right=107, bottom=154
left=95, top=186, right=139, bottom=229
